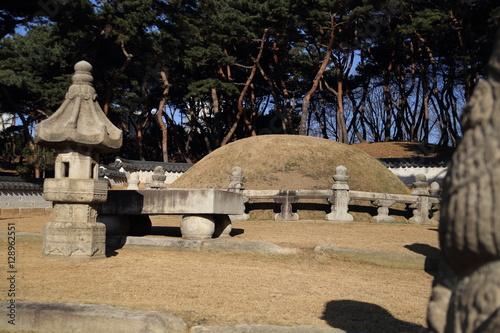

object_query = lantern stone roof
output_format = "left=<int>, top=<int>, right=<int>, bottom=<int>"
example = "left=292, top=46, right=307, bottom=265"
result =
left=35, top=61, right=122, bottom=152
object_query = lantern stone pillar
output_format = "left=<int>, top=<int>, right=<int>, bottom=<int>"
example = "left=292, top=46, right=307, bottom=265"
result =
left=35, top=60, right=122, bottom=260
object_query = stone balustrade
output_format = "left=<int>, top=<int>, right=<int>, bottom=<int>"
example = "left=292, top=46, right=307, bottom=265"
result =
left=230, top=166, right=440, bottom=224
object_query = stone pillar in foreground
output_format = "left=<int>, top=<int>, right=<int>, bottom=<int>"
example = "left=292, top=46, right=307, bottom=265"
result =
left=35, top=60, right=122, bottom=260
left=427, top=27, right=500, bottom=333
left=325, top=166, right=353, bottom=222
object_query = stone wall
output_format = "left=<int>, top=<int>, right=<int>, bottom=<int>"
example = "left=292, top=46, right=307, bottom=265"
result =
left=101, top=157, right=193, bottom=186
left=0, top=177, right=52, bottom=215
left=379, top=157, right=449, bottom=186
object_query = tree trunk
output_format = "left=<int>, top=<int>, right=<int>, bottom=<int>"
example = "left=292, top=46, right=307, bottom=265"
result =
left=137, top=119, right=145, bottom=161
left=211, top=88, right=222, bottom=146
left=272, top=40, right=290, bottom=133
left=382, top=69, right=393, bottom=141
left=221, top=29, right=267, bottom=146
left=299, top=13, right=336, bottom=136
left=103, top=41, right=133, bottom=115
left=256, top=62, right=286, bottom=134
left=336, top=79, right=348, bottom=143
left=157, top=71, right=170, bottom=162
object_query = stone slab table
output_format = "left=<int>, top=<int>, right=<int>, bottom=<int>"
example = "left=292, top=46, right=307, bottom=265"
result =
left=96, top=189, right=245, bottom=241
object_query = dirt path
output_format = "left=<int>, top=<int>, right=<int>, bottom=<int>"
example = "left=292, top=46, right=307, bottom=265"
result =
left=0, top=214, right=436, bottom=332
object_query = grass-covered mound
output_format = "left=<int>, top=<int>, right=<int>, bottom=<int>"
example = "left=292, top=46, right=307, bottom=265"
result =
left=172, top=135, right=409, bottom=194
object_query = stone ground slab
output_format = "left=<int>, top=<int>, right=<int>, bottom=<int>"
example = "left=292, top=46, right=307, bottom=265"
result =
left=125, top=236, right=202, bottom=250
left=201, top=240, right=299, bottom=255
left=0, top=302, right=187, bottom=333
left=190, top=324, right=350, bottom=333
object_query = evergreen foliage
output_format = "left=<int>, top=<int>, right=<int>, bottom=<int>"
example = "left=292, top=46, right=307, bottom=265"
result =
left=0, top=0, right=499, bottom=173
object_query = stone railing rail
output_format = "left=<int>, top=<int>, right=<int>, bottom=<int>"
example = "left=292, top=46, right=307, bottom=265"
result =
left=228, top=165, right=440, bottom=224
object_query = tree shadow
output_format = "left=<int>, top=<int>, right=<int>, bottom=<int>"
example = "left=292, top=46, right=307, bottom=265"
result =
left=404, top=243, right=441, bottom=274
left=321, top=300, right=426, bottom=333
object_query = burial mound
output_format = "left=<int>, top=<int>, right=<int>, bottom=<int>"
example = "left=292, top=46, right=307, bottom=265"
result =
left=172, top=135, right=409, bottom=194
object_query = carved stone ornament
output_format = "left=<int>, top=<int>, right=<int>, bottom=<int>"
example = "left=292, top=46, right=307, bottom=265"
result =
left=427, top=27, right=500, bottom=333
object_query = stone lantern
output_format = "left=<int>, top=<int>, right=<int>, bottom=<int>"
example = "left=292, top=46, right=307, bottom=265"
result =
left=35, top=60, right=122, bottom=260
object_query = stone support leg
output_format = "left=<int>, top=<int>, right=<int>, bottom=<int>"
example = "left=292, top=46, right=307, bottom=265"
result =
left=274, top=191, right=299, bottom=221
left=180, top=215, right=215, bottom=240
left=371, top=199, right=396, bottom=223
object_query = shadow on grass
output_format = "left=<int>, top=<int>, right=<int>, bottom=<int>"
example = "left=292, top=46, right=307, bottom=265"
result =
left=321, top=300, right=426, bottom=333
left=149, top=226, right=244, bottom=238
left=150, top=226, right=182, bottom=237
left=246, top=202, right=281, bottom=214
left=404, top=243, right=441, bottom=274
left=348, top=203, right=414, bottom=221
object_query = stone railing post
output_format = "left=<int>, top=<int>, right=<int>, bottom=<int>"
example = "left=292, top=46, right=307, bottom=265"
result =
left=429, top=181, right=441, bottom=218
left=127, top=172, right=140, bottom=190
left=228, top=166, right=244, bottom=193
left=144, top=175, right=152, bottom=189
left=325, top=166, right=353, bottom=222
left=150, top=166, right=166, bottom=189
left=429, top=181, right=441, bottom=197
left=274, top=190, right=299, bottom=221
left=409, top=173, right=430, bottom=224
left=227, top=166, right=250, bottom=221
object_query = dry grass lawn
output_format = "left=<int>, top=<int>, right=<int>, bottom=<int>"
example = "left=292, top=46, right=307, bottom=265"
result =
left=0, top=214, right=437, bottom=332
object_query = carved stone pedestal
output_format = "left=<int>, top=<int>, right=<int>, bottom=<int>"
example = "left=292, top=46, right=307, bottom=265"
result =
left=42, top=178, right=109, bottom=260
left=43, top=221, right=106, bottom=259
